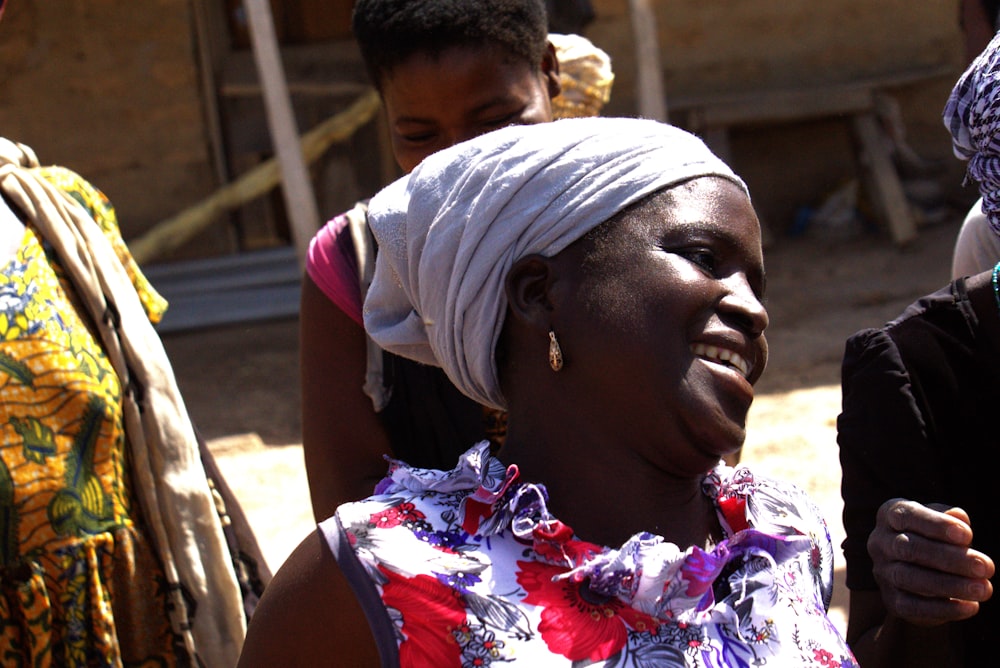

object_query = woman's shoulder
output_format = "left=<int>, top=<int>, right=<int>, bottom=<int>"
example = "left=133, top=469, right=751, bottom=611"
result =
left=307, top=210, right=356, bottom=270
left=305, top=203, right=369, bottom=325
left=34, top=165, right=167, bottom=323
left=845, top=272, right=1000, bottom=398
left=333, top=443, right=516, bottom=541
left=713, top=465, right=830, bottom=538
left=36, top=166, right=116, bottom=230
left=307, top=200, right=369, bottom=275
left=862, top=277, right=980, bottom=348
left=239, top=529, right=381, bottom=666
left=841, top=278, right=972, bottom=380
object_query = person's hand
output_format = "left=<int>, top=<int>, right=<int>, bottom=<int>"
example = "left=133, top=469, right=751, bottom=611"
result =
left=868, top=498, right=994, bottom=626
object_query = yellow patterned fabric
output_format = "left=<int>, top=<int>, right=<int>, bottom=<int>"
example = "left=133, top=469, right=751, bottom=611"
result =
left=0, top=168, right=183, bottom=666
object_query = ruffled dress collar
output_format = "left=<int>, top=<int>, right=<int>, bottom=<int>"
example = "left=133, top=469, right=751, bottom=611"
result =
left=374, top=442, right=816, bottom=625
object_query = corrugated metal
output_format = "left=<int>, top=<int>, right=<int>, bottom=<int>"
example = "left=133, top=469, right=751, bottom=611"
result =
left=143, top=247, right=301, bottom=333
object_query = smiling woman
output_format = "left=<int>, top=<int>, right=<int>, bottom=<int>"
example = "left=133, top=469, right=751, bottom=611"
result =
left=239, top=117, right=857, bottom=667
left=537, top=179, right=769, bottom=476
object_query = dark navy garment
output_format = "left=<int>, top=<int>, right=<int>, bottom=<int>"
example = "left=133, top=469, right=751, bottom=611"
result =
left=838, top=270, right=1000, bottom=658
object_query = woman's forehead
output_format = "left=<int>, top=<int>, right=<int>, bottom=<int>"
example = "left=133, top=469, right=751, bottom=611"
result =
left=624, top=178, right=752, bottom=226
left=384, top=43, right=534, bottom=89
left=594, top=180, right=762, bottom=262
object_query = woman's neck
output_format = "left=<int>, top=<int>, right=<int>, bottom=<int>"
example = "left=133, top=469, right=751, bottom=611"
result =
left=500, top=424, right=722, bottom=549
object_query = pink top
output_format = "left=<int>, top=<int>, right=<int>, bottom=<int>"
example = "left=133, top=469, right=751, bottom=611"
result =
left=306, top=213, right=363, bottom=326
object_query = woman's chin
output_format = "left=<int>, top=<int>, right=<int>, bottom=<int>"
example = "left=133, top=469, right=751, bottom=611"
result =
left=694, top=424, right=746, bottom=465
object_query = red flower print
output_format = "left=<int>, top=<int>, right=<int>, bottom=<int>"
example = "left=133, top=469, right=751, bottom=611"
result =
left=381, top=566, right=467, bottom=668
left=370, top=502, right=425, bottom=529
left=516, top=560, right=659, bottom=662
left=813, top=647, right=839, bottom=667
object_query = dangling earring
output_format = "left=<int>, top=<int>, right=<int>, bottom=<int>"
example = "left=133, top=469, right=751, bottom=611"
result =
left=548, top=330, right=563, bottom=371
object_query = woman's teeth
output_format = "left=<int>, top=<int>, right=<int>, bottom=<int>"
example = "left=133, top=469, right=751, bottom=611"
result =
left=691, top=343, right=750, bottom=378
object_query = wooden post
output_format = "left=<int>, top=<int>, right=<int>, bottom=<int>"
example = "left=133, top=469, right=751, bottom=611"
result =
left=190, top=0, right=229, bottom=188
left=852, top=111, right=917, bottom=246
left=628, top=0, right=668, bottom=122
left=244, top=0, right=321, bottom=268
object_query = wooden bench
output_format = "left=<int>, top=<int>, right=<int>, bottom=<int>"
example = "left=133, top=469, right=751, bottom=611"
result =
left=667, top=67, right=955, bottom=245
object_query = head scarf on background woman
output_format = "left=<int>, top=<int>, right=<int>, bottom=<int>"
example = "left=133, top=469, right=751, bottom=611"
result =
left=363, top=116, right=746, bottom=410
left=549, top=33, right=614, bottom=119
left=945, top=29, right=1000, bottom=235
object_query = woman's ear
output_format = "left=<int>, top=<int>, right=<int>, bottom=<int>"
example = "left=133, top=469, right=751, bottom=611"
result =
left=542, top=41, right=562, bottom=100
left=505, top=254, right=555, bottom=332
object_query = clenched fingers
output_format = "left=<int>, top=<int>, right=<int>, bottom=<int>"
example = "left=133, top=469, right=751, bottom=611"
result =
left=869, top=527, right=994, bottom=581
left=877, top=499, right=973, bottom=547
left=872, top=550, right=993, bottom=601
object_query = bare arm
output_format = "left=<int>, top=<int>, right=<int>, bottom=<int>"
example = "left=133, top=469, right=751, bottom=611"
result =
left=237, top=530, right=379, bottom=667
left=300, top=274, right=393, bottom=522
left=847, top=499, right=994, bottom=667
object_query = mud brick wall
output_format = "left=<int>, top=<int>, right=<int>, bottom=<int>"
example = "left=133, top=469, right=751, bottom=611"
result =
left=0, top=0, right=217, bottom=248
left=0, top=0, right=972, bottom=246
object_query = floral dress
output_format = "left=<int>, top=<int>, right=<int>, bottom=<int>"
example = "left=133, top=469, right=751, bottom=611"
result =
left=0, top=168, right=184, bottom=666
left=324, top=443, right=859, bottom=668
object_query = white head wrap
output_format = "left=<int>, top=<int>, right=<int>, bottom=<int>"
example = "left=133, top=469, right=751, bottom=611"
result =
left=944, top=30, right=1000, bottom=235
left=363, top=116, right=747, bottom=409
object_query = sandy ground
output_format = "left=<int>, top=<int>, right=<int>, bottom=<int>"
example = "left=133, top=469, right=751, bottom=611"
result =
left=161, top=215, right=964, bottom=639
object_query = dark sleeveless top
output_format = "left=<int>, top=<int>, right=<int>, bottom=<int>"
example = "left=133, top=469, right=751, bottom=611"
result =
left=377, top=351, right=498, bottom=468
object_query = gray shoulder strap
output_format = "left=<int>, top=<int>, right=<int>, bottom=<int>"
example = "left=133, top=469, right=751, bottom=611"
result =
left=345, top=201, right=391, bottom=412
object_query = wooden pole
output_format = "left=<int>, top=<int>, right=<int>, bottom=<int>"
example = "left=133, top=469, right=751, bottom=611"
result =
left=629, top=0, right=668, bottom=122
left=190, top=0, right=229, bottom=188
left=243, top=0, right=321, bottom=268
left=129, top=89, right=381, bottom=265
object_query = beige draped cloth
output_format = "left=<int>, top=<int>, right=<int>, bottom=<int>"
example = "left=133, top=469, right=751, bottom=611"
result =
left=0, top=139, right=246, bottom=667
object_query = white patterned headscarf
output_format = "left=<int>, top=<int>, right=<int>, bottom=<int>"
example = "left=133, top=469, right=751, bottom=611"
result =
left=944, top=30, right=1000, bottom=235
left=363, top=117, right=747, bottom=410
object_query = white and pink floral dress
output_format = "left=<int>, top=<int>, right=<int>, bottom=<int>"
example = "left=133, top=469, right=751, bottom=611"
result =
left=320, top=443, right=858, bottom=668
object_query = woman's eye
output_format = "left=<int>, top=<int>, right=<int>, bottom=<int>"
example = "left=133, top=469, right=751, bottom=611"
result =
left=681, top=249, right=717, bottom=273
left=401, top=132, right=435, bottom=144
left=483, top=112, right=520, bottom=128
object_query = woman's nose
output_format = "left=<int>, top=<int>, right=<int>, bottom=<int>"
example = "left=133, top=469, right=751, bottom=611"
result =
left=720, top=273, right=769, bottom=337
